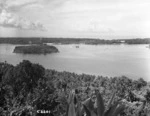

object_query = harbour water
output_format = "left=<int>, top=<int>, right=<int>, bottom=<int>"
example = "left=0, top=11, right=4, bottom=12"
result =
left=0, top=44, right=150, bottom=81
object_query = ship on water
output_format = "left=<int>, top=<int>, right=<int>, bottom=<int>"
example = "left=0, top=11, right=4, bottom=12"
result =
left=146, top=44, right=150, bottom=48
left=76, top=45, right=79, bottom=48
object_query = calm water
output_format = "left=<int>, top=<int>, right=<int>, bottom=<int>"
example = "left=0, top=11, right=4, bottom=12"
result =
left=0, top=44, right=150, bottom=81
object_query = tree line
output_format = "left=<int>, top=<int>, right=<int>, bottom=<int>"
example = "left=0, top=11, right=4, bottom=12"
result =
left=0, top=37, right=150, bottom=45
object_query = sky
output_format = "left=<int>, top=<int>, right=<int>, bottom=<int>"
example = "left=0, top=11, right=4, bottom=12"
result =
left=0, top=0, right=150, bottom=39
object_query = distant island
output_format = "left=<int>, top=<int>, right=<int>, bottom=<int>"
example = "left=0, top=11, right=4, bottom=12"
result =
left=13, top=45, right=59, bottom=54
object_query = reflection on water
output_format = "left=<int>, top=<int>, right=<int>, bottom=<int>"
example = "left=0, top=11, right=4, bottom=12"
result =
left=0, top=44, right=150, bottom=81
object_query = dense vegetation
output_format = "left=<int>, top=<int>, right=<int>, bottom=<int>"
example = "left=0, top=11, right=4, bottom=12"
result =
left=0, top=37, right=150, bottom=45
left=13, top=45, right=59, bottom=54
left=0, top=60, right=150, bottom=116
left=125, top=38, right=150, bottom=44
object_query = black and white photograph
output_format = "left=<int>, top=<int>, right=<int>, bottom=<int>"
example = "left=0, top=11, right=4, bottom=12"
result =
left=0, top=0, right=150, bottom=116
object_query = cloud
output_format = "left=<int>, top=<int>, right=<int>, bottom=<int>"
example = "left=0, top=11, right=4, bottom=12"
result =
left=0, top=0, right=46, bottom=31
left=88, top=21, right=114, bottom=33
left=0, top=0, right=7, bottom=11
left=7, top=1, right=38, bottom=12
left=0, top=10, right=46, bottom=31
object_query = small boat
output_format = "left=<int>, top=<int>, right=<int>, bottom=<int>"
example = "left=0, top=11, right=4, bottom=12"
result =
left=146, top=44, right=150, bottom=48
left=76, top=45, right=79, bottom=48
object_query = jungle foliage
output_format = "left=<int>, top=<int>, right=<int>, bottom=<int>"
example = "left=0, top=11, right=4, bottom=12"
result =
left=0, top=60, right=150, bottom=116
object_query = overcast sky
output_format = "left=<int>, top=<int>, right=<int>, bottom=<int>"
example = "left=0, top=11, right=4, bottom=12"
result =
left=0, top=0, right=150, bottom=39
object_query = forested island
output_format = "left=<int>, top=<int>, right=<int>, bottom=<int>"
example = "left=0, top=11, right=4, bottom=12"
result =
left=13, top=45, right=59, bottom=54
left=0, top=60, right=150, bottom=116
left=0, top=37, right=150, bottom=45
